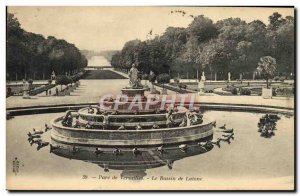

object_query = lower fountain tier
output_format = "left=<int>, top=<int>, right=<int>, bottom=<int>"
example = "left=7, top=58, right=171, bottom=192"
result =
left=51, top=116, right=214, bottom=147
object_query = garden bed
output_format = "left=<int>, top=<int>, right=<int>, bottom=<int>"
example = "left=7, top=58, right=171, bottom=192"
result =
left=155, top=83, right=195, bottom=94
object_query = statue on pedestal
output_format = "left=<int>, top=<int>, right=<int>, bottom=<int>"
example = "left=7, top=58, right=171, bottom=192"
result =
left=22, top=80, right=30, bottom=99
left=198, top=72, right=206, bottom=95
left=253, top=72, right=256, bottom=80
left=201, top=72, right=206, bottom=81
left=128, top=64, right=141, bottom=89
left=228, top=72, right=231, bottom=82
left=51, top=71, right=56, bottom=80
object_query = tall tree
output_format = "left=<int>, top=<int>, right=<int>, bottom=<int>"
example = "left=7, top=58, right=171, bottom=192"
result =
left=6, top=13, right=87, bottom=81
left=257, top=56, right=277, bottom=88
left=110, top=12, right=294, bottom=80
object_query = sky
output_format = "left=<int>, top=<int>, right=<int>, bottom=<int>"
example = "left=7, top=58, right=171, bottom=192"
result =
left=8, top=6, right=294, bottom=52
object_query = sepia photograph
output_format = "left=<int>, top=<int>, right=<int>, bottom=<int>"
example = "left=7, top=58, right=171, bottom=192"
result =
left=5, top=6, right=295, bottom=191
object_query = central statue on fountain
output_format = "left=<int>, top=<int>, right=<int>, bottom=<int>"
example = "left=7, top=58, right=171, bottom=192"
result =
left=128, top=64, right=142, bottom=89
left=122, top=63, right=145, bottom=97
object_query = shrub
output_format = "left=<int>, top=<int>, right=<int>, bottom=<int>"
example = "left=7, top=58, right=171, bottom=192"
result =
left=231, top=88, right=238, bottom=95
left=174, top=77, right=180, bottom=85
left=157, top=73, right=170, bottom=89
left=27, top=78, right=34, bottom=90
left=56, top=75, right=72, bottom=91
left=68, top=76, right=74, bottom=85
left=273, top=76, right=280, bottom=81
left=148, top=73, right=156, bottom=84
left=157, top=73, right=170, bottom=84
left=28, top=78, right=33, bottom=85
left=72, top=75, right=79, bottom=82
left=240, top=88, right=251, bottom=95
left=257, top=56, right=277, bottom=89
left=272, top=88, right=277, bottom=96
left=287, top=74, right=294, bottom=80
left=179, top=83, right=187, bottom=89
left=142, top=74, right=149, bottom=80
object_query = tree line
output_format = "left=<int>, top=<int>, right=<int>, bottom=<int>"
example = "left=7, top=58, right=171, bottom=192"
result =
left=111, top=12, right=294, bottom=80
left=6, top=13, right=88, bottom=81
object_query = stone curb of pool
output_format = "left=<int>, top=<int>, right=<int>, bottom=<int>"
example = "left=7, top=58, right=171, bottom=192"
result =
left=6, top=102, right=294, bottom=116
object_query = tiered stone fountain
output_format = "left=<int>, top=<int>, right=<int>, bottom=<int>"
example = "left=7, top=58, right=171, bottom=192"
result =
left=51, top=65, right=215, bottom=147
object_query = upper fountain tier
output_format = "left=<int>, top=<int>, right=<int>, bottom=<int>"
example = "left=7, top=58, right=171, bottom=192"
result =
left=121, top=87, right=147, bottom=97
left=99, top=64, right=160, bottom=113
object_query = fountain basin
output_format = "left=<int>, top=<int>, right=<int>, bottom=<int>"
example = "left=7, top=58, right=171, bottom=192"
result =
left=51, top=140, right=214, bottom=170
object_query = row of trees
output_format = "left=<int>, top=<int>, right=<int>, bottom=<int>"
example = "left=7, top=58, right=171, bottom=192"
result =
left=111, top=12, right=294, bottom=80
left=7, top=13, right=88, bottom=81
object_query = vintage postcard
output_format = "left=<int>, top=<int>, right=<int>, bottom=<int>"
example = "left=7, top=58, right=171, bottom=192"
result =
left=6, top=6, right=295, bottom=191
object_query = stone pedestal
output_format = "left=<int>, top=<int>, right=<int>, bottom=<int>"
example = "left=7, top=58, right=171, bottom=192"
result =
left=262, top=88, right=272, bottom=99
left=22, top=81, right=30, bottom=99
left=143, top=84, right=150, bottom=91
left=150, top=87, right=157, bottom=94
left=121, top=88, right=146, bottom=97
left=161, top=88, right=167, bottom=95
left=198, top=80, right=205, bottom=95
left=22, top=90, right=30, bottom=99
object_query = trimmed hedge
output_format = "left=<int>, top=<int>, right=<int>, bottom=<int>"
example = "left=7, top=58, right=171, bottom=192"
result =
left=29, top=84, right=56, bottom=96
left=154, top=83, right=192, bottom=94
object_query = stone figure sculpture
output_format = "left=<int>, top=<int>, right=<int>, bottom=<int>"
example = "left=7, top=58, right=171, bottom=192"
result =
left=198, top=72, right=205, bottom=95
left=128, top=64, right=140, bottom=88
